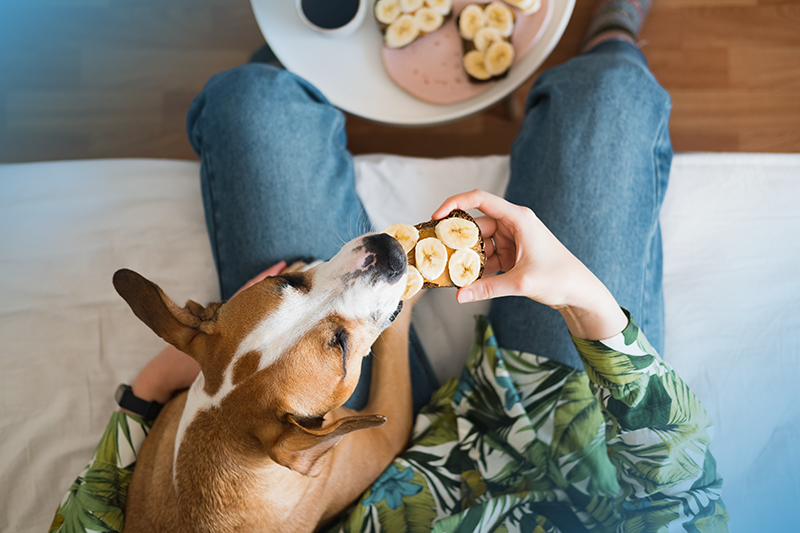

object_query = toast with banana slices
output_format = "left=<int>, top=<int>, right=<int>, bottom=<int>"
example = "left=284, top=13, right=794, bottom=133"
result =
left=375, top=0, right=453, bottom=49
left=383, top=209, right=486, bottom=300
left=458, top=2, right=517, bottom=82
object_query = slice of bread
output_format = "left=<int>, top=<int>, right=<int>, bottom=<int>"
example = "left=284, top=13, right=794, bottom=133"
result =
left=408, top=209, right=486, bottom=288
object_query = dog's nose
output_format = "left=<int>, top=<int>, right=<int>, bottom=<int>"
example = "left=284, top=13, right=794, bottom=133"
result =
left=362, top=233, right=407, bottom=284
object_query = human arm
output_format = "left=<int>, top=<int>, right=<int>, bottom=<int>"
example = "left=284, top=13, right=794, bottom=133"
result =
left=572, top=313, right=729, bottom=530
left=432, top=189, right=628, bottom=341
left=433, top=191, right=727, bottom=529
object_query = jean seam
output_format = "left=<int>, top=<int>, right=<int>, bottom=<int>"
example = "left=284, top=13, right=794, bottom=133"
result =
left=643, top=106, right=670, bottom=341
left=203, top=150, right=225, bottom=298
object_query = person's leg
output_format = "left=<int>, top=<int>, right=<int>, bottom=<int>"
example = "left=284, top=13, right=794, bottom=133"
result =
left=187, top=63, right=367, bottom=301
left=580, top=0, right=654, bottom=52
left=488, top=41, right=673, bottom=369
left=186, top=63, right=437, bottom=411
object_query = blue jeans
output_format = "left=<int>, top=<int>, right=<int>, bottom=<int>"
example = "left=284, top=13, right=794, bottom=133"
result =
left=491, top=41, right=672, bottom=369
left=187, top=40, right=672, bottom=409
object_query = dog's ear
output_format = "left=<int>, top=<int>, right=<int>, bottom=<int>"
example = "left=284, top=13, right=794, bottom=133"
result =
left=113, top=269, right=217, bottom=360
left=270, top=413, right=386, bottom=477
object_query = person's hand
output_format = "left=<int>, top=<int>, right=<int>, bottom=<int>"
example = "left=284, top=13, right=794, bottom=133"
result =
left=432, top=189, right=628, bottom=341
left=130, top=261, right=290, bottom=405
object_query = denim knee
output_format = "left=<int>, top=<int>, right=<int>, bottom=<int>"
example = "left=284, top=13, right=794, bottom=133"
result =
left=186, top=63, right=333, bottom=157
left=527, top=42, right=671, bottom=129
left=589, top=45, right=670, bottom=114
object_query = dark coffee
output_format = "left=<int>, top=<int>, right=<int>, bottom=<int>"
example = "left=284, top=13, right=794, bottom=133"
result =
left=301, top=0, right=361, bottom=29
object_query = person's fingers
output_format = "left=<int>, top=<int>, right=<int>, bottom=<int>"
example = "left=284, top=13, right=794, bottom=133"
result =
left=472, top=216, right=501, bottom=264
left=432, top=189, right=518, bottom=224
left=433, top=191, right=532, bottom=263
left=491, top=230, right=519, bottom=272
left=483, top=253, right=502, bottom=276
left=473, top=215, right=498, bottom=243
left=456, top=271, right=522, bottom=303
left=263, top=261, right=289, bottom=277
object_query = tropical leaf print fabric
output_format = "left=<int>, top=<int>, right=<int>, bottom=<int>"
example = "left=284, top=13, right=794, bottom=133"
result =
left=49, top=311, right=728, bottom=532
left=49, top=412, right=150, bottom=533
left=326, top=313, right=728, bottom=533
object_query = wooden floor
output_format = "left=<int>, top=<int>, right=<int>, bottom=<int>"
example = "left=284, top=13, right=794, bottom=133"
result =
left=0, top=0, right=798, bottom=163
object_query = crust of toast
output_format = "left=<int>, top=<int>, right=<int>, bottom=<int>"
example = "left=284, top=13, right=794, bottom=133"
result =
left=407, top=209, right=486, bottom=288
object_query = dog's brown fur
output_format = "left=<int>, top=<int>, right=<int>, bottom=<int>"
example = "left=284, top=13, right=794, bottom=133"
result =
left=115, top=249, right=413, bottom=532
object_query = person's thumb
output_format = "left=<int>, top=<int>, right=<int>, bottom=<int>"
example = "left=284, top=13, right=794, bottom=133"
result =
left=456, top=272, right=520, bottom=303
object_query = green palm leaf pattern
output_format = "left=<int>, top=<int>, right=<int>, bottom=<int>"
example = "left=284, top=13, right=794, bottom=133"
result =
left=432, top=493, right=565, bottom=533
left=559, top=426, right=620, bottom=498
left=550, top=373, right=604, bottom=458
left=431, top=492, right=521, bottom=533
left=686, top=501, right=730, bottom=533
left=571, top=312, right=657, bottom=409
left=571, top=337, right=653, bottom=390
left=49, top=412, right=150, bottom=533
left=603, top=370, right=712, bottom=494
left=57, top=313, right=727, bottom=533
left=412, top=379, right=459, bottom=448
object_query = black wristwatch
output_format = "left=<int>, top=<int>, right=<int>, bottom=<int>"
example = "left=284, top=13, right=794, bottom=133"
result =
left=115, top=384, right=164, bottom=421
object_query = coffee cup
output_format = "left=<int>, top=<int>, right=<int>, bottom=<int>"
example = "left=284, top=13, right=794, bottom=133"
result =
left=296, top=0, right=367, bottom=37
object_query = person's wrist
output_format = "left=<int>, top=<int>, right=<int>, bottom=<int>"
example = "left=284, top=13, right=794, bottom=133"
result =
left=555, top=272, right=627, bottom=341
left=130, top=345, right=201, bottom=405
left=558, top=302, right=627, bottom=341
left=132, top=374, right=173, bottom=405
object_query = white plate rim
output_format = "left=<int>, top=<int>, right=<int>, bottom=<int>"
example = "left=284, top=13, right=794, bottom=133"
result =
left=250, top=0, right=575, bottom=126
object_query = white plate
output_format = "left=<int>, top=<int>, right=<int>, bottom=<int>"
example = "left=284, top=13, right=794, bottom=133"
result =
left=250, top=0, right=574, bottom=126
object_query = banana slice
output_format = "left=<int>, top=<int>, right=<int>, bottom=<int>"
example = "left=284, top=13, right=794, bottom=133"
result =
left=415, top=7, right=444, bottom=33
left=384, top=14, right=420, bottom=48
left=383, top=222, right=419, bottom=253
left=463, top=50, right=491, bottom=81
left=484, top=40, right=515, bottom=76
left=415, top=237, right=448, bottom=281
left=435, top=217, right=479, bottom=249
left=400, top=209, right=485, bottom=289
left=400, top=0, right=424, bottom=13
left=424, top=0, right=452, bottom=16
left=521, top=0, right=542, bottom=14
left=484, top=2, right=514, bottom=38
left=458, top=4, right=486, bottom=40
left=473, top=26, right=503, bottom=53
left=448, top=248, right=482, bottom=287
left=375, top=0, right=401, bottom=25
left=402, top=265, right=424, bottom=300
left=509, top=0, right=542, bottom=14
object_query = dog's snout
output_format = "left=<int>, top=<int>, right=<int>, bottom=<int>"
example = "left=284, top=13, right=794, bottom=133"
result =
left=362, top=233, right=407, bottom=283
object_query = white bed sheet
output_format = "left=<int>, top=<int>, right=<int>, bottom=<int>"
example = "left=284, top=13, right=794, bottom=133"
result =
left=1, top=153, right=798, bottom=532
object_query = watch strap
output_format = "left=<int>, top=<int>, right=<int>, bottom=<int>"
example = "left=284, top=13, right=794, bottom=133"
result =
left=115, top=384, right=163, bottom=421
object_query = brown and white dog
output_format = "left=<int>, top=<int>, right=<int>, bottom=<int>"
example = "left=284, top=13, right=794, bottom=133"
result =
left=114, top=233, right=413, bottom=533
